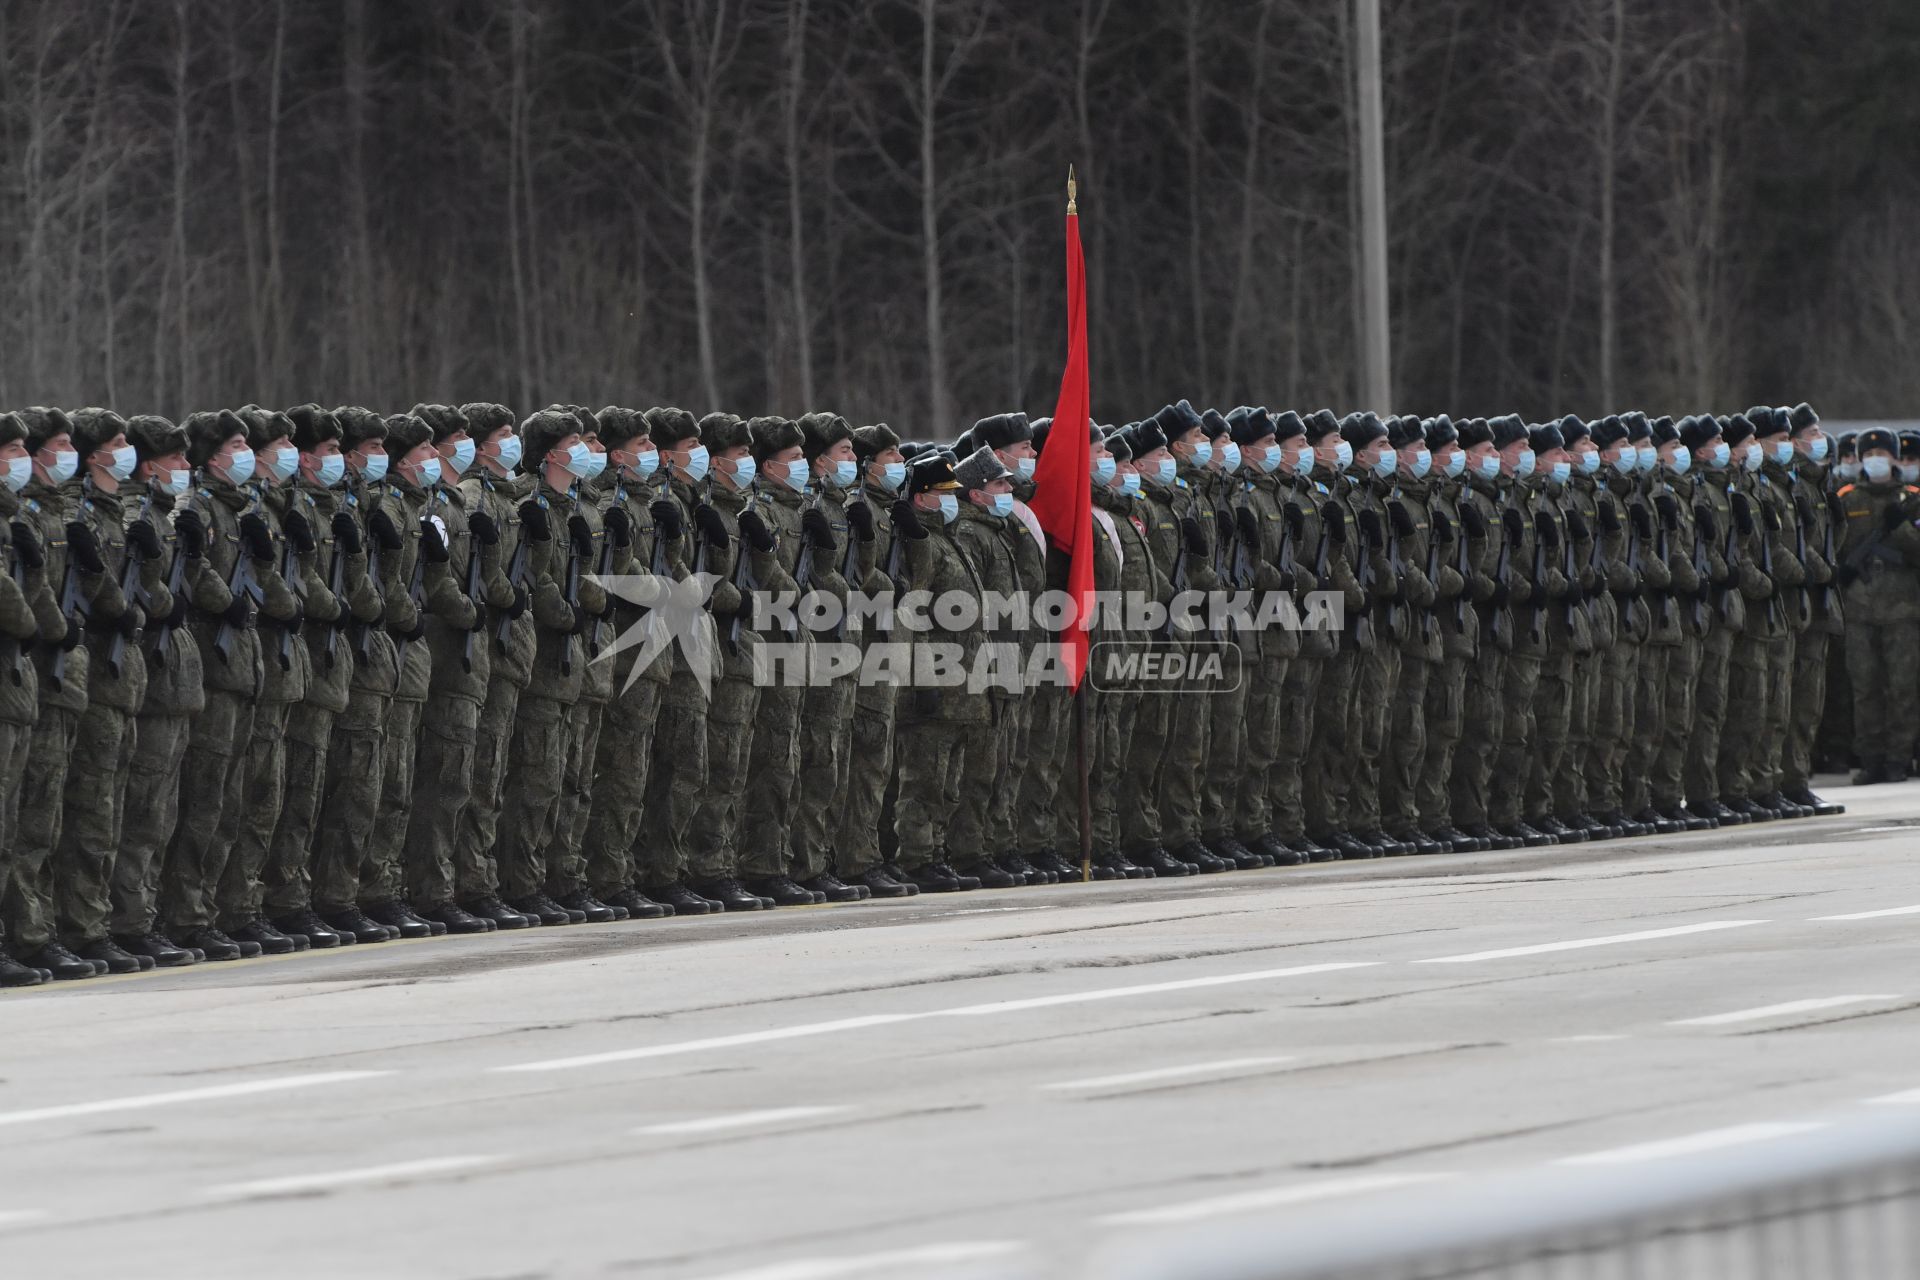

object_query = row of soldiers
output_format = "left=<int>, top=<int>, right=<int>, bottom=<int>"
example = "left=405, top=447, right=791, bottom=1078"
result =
left=0, top=395, right=1871, bottom=987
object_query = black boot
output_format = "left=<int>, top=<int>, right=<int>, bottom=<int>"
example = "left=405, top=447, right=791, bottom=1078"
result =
left=604, top=887, right=673, bottom=919
left=181, top=925, right=261, bottom=959
left=73, top=937, right=149, bottom=974
left=553, top=889, right=621, bottom=923
left=465, top=896, right=536, bottom=929
left=418, top=902, right=495, bottom=934
left=691, top=878, right=767, bottom=911
left=1851, top=761, right=1888, bottom=786
left=0, top=943, right=47, bottom=986
left=1139, top=846, right=1196, bottom=877
left=856, top=867, right=917, bottom=898
left=272, top=910, right=347, bottom=948
left=903, top=864, right=963, bottom=893
left=1251, top=834, right=1302, bottom=866
left=653, top=883, right=722, bottom=915
left=1103, top=848, right=1152, bottom=878
left=1028, top=849, right=1076, bottom=880
left=1730, top=796, right=1773, bottom=823
left=955, top=861, right=1018, bottom=889
left=26, top=941, right=103, bottom=979
left=930, top=862, right=981, bottom=891
left=1002, top=852, right=1053, bottom=884
left=366, top=900, right=443, bottom=937
left=316, top=908, right=389, bottom=944
left=115, top=932, right=196, bottom=968
left=1536, top=816, right=1582, bottom=844
left=1175, top=841, right=1231, bottom=873
left=804, top=873, right=870, bottom=902
left=506, top=894, right=575, bottom=927
left=1211, top=837, right=1266, bottom=870
left=1431, top=826, right=1478, bottom=854
left=1084, top=852, right=1123, bottom=881
left=1784, top=785, right=1844, bottom=817
left=1290, top=836, right=1339, bottom=862
left=744, top=875, right=819, bottom=906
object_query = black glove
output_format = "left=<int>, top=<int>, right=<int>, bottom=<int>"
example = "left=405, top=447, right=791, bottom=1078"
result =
left=693, top=503, right=729, bottom=547
left=114, top=603, right=145, bottom=639
left=1283, top=502, right=1306, bottom=542
left=1234, top=507, right=1260, bottom=547
left=1881, top=500, right=1909, bottom=534
left=891, top=500, right=926, bottom=539
left=1628, top=505, right=1652, bottom=540
left=570, top=603, right=591, bottom=635
left=469, top=511, right=500, bottom=547
left=9, top=522, right=43, bottom=571
left=239, top=512, right=274, bottom=561
left=175, top=508, right=207, bottom=558
left=801, top=507, right=837, bottom=552
left=331, top=510, right=363, bottom=555
left=1762, top=503, right=1783, bottom=534
left=847, top=501, right=875, bottom=543
left=1214, top=508, right=1236, bottom=549
left=604, top=507, right=632, bottom=549
left=1653, top=494, right=1679, bottom=529
left=650, top=500, right=684, bottom=541
left=66, top=521, right=105, bottom=574
left=1837, top=562, right=1861, bottom=587
left=284, top=511, right=316, bottom=555
left=1431, top=512, right=1456, bottom=545
left=1731, top=493, right=1756, bottom=537
left=1459, top=504, right=1488, bottom=538
left=1488, top=580, right=1510, bottom=608
left=517, top=501, right=552, bottom=543
left=1323, top=506, right=1348, bottom=546
left=1565, top=509, right=1590, bottom=541
left=222, top=593, right=254, bottom=628
left=1387, top=501, right=1415, bottom=538
left=1694, top=505, right=1718, bottom=542
left=368, top=509, right=404, bottom=552
left=1180, top=516, right=1208, bottom=557
left=1598, top=502, right=1622, bottom=535
left=419, top=517, right=451, bottom=564
left=738, top=510, right=776, bottom=553
left=507, top=582, right=529, bottom=618
left=1534, top=512, right=1560, bottom=547
left=1356, top=508, right=1383, bottom=549
left=60, top=612, right=83, bottom=650
left=127, top=519, right=163, bottom=561
left=399, top=616, right=427, bottom=642
left=1499, top=508, right=1526, bottom=545
left=165, top=592, right=189, bottom=630
left=567, top=515, right=594, bottom=558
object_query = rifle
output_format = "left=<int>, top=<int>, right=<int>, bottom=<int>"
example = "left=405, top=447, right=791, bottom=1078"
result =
left=1421, top=508, right=1441, bottom=646
left=462, top=518, right=486, bottom=673
left=152, top=518, right=190, bottom=666
left=495, top=496, right=530, bottom=656
left=833, top=498, right=864, bottom=642
left=1229, top=503, right=1254, bottom=592
left=212, top=542, right=259, bottom=667
left=1351, top=503, right=1376, bottom=649
left=560, top=522, right=582, bottom=676
left=106, top=496, right=154, bottom=679
left=1380, top=500, right=1406, bottom=643
left=727, top=505, right=764, bottom=651
left=1446, top=508, right=1471, bottom=635
left=1647, top=494, right=1674, bottom=632
left=1485, top=503, right=1515, bottom=650
left=1528, top=508, right=1549, bottom=648
left=355, top=508, right=383, bottom=666
left=1690, top=503, right=1714, bottom=632
left=273, top=512, right=301, bottom=672
left=322, top=505, right=347, bottom=671
left=1561, top=506, right=1580, bottom=633
left=586, top=495, right=619, bottom=661
left=394, top=540, right=428, bottom=674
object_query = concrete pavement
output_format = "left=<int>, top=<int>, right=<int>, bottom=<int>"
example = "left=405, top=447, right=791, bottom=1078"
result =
left=4, top=775, right=1918, bottom=1280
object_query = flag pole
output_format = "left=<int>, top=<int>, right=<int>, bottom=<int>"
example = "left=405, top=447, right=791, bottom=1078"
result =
left=1066, top=165, right=1093, bottom=887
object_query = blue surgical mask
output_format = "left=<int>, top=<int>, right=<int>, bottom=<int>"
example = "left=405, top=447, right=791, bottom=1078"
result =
left=265, top=443, right=299, bottom=484
left=578, top=449, right=608, bottom=481
left=1902, top=463, right=1920, bottom=485
left=413, top=456, right=443, bottom=488
left=781, top=458, right=809, bottom=493
left=1836, top=460, right=1859, bottom=481
left=937, top=493, right=959, bottom=523
left=1220, top=442, right=1242, bottom=473
left=3, top=456, right=31, bottom=493
left=1013, top=456, right=1036, bottom=483
left=1665, top=448, right=1691, bottom=476
left=1291, top=447, right=1314, bottom=478
left=986, top=492, right=1014, bottom=518
left=563, top=441, right=594, bottom=478
left=1639, top=444, right=1658, bottom=472
left=1333, top=441, right=1354, bottom=470
left=831, top=459, right=858, bottom=488
left=1612, top=449, right=1638, bottom=476
left=880, top=461, right=908, bottom=492
left=1863, top=456, right=1893, bottom=483
left=1092, top=455, right=1117, bottom=485
left=221, top=447, right=255, bottom=486
left=1408, top=449, right=1432, bottom=480
left=1741, top=443, right=1763, bottom=472
left=1808, top=435, right=1830, bottom=463
left=1154, top=457, right=1177, bottom=485
left=628, top=448, right=660, bottom=480
left=728, top=456, right=758, bottom=489
left=104, top=444, right=138, bottom=482
left=1189, top=441, right=1212, bottom=468
left=1476, top=454, right=1500, bottom=481
left=446, top=438, right=477, bottom=477
left=1769, top=440, right=1794, bottom=466
left=356, top=452, right=388, bottom=484
left=1707, top=442, right=1731, bottom=469
left=44, top=448, right=78, bottom=485
left=1548, top=460, right=1571, bottom=485
left=316, top=454, right=347, bottom=489
left=1119, top=472, right=1142, bottom=496
left=157, top=466, right=191, bottom=498
left=682, top=444, right=711, bottom=482
left=1512, top=449, right=1536, bottom=479
left=1371, top=452, right=1397, bottom=480
left=1254, top=445, right=1282, bottom=474
left=1579, top=450, right=1601, bottom=474
left=493, top=435, right=524, bottom=473
left=1444, top=450, right=1467, bottom=479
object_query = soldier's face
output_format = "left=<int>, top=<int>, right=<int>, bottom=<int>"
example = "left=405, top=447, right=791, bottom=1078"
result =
left=0, top=440, right=27, bottom=466
left=716, top=445, right=756, bottom=490
left=210, top=435, right=251, bottom=486
left=33, top=432, right=76, bottom=484
left=813, top=438, right=856, bottom=480
left=300, top=440, right=341, bottom=485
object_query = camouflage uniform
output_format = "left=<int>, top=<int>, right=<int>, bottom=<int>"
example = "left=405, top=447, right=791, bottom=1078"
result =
left=1382, top=472, right=1456, bottom=842
left=1419, top=471, right=1485, bottom=835
left=1784, top=452, right=1842, bottom=796
left=546, top=469, right=614, bottom=906
left=791, top=478, right=874, bottom=884
left=1449, top=464, right=1509, bottom=833
left=840, top=468, right=914, bottom=881
left=1651, top=469, right=1718, bottom=814
left=1198, top=465, right=1254, bottom=851
left=950, top=496, right=1026, bottom=872
left=1834, top=475, right=1920, bottom=772
left=1489, top=476, right=1559, bottom=833
left=0, top=473, right=67, bottom=963
left=1232, top=440, right=1302, bottom=845
left=1281, top=463, right=1357, bottom=845
left=1138, top=462, right=1220, bottom=857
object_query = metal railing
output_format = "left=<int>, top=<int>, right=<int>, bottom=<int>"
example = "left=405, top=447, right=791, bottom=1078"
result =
left=1088, top=1114, right=1920, bottom=1280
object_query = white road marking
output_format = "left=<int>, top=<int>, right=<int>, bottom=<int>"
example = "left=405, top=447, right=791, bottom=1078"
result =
left=1417, top=920, right=1766, bottom=965
left=1814, top=905, right=1920, bottom=921
left=0, top=1210, right=48, bottom=1229
left=1550, top=1034, right=1630, bottom=1043
left=207, top=1155, right=500, bottom=1200
left=496, top=962, right=1376, bottom=1073
left=696, top=1241, right=1025, bottom=1280
left=1865, top=1088, right=1920, bottom=1106
left=637, top=1107, right=849, bottom=1136
left=1558, top=1122, right=1827, bottom=1166
left=0, top=1071, right=391, bottom=1130
left=1042, top=1057, right=1296, bottom=1091
left=1669, top=995, right=1902, bottom=1026
left=1099, top=1173, right=1454, bottom=1226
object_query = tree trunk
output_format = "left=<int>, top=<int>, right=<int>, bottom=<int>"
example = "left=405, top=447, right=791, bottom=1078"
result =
left=919, top=0, right=951, bottom=435
left=784, top=0, right=814, bottom=406
left=1596, top=0, right=1624, bottom=409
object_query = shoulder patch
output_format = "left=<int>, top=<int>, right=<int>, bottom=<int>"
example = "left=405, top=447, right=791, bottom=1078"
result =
left=1835, top=484, right=1855, bottom=497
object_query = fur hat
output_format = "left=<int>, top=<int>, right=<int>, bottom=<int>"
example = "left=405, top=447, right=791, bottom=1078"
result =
left=334, top=407, right=388, bottom=453
left=127, top=414, right=187, bottom=463
left=1152, top=400, right=1204, bottom=441
left=1750, top=406, right=1790, bottom=439
left=906, top=450, right=960, bottom=495
left=461, top=403, right=517, bottom=439
left=286, top=405, right=341, bottom=452
left=242, top=408, right=294, bottom=452
left=1677, top=415, right=1721, bottom=453
left=1104, top=427, right=1133, bottom=462
left=746, top=415, right=803, bottom=462
left=1199, top=409, right=1232, bottom=441
left=1789, top=403, right=1820, bottom=432
left=1649, top=416, right=1680, bottom=447
left=1226, top=406, right=1275, bottom=447
left=68, top=408, right=130, bottom=462
left=17, top=407, right=74, bottom=453
left=1456, top=417, right=1493, bottom=449
left=1122, top=418, right=1171, bottom=458
left=1559, top=415, right=1592, bottom=446
left=851, top=423, right=900, bottom=462
left=185, top=409, right=250, bottom=467
left=519, top=408, right=579, bottom=468
left=1269, top=411, right=1306, bottom=444
left=412, top=403, right=471, bottom=444
left=1619, top=411, right=1650, bottom=437
left=1423, top=416, right=1459, bottom=450
left=385, top=412, right=431, bottom=459
left=1340, top=411, right=1387, bottom=449
left=1837, top=432, right=1858, bottom=458
left=798, top=411, right=854, bottom=461
left=594, top=406, right=647, bottom=450
left=1857, top=427, right=1896, bottom=456
left=1900, top=430, right=1920, bottom=460
left=1528, top=423, right=1565, bottom=454
left=953, top=444, right=1012, bottom=492
left=646, top=407, right=702, bottom=449
left=1589, top=415, right=1629, bottom=450
left=971, top=413, right=1031, bottom=450
left=699, top=412, right=751, bottom=456
left=1721, top=413, right=1756, bottom=448
left=0, top=413, right=24, bottom=450
left=1489, top=415, right=1530, bottom=450
left=1384, top=415, right=1424, bottom=451
left=1304, top=409, right=1341, bottom=444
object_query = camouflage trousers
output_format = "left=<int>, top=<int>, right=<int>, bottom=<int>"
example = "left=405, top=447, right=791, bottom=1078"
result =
left=1624, top=643, right=1669, bottom=816
left=738, top=677, right=802, bottom=881
left=161, top=690, right=253, bottom=933
left=1381, top=654, right=1433, bottom=838
left=1450, top=649, right=1504, bottom=829
left=1687, top=629, right=1735, bottom=807
left=1587, top=640, right=1635, bottom=817
left=687, top=660, right=761, bottom=884
left=262, top=701, right=335, bottom=918
left=454, top=673, right=524, bottom=903
left=363, top=696, right=425, bottom=905
left=1720, top=636, right=1776, bottom=801
left=1783, top=630, right=1832, bottom=791
left=1490, top=653, right=1543, bottom=828
left=1271, top=654, right=1322, bottom=841
left=1237, top=656, right=1289, bottom=838
left=0, top=719, right=31, bottom=951
left=1526, top=651, right=1576, bottom=820
left=1089, top=684, right=1136, bottom=855
left=1351, top=644, right=1401, bottom=833
left=1556, top=646, right=1601, bottom=817
left=1305, top=649, right=1358, bottom=838
left=1155, top=646, right=1212, bottom=847
left=545, top=697, right=606, bottom=896
left=54, top=700, right=137, bottom=946
left=582, top=678, right=665, bottom=898
left=949, top=695, right=1015, bottom=869
left=838, top=688, right=896, bottom=878
left=310, top=684, right=389, bottom=913
left=637, top=668, right=712, bottom=888
left=405, top=694, right=484, bottom=906
left=3, top=706, right=76, bottom=952
left=495, top=691, right=573, bottom=902
left=1845, top=620, right=1919, bottom=770
left=1759, top=631, right=1797, bottom=795
left=1016, top=685, right=1071, bottom=856
left=987, top=692, right=1032, bottom=857
left=1123, top=689, right=1172, bottom=857
left=113, top=712, right=193, bottom=936
left=893, top=713, right=992, bottom=870
left=1418, top=656, right=1468, bottom=831
left=1651, top=636, right=1701, bottom=811
left=216, top=696, right=293, bottom=929
left=1200, top=656, right=1249, bottom=841
left=792, top=677, right=858, bottom=882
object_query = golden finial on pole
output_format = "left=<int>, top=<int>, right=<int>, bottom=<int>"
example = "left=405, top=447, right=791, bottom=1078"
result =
left=1067, top=165, right=1077, bottom=216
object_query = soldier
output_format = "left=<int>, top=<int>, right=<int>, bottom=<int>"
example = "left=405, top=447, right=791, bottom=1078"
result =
left=786, top=412, right=876, bottom=900
left=53, top=409, right=171, bottom=974
left=575, top=406, right=681, bottom=920
left=687, top=412, right=797, bottom=907
left=1450, top=416, right=1520, bottom=850
left=837, top=423, right=923, bottom=897
left=1086, top=426, right=1160, bottom=879
left=1781, top=404, right=1844, bottom=814
left=1290, top=410, right=1362, bottom=859
left=1416, top=416, right=1488, bottom=853
left=1646, top=416, right=1719, bottom=831
left=1586, top=414, right=1656, bottom=835
left=1680, top=415, right=1745, bottom=823
left=1833, top=426, right=1920, bottom=784
left=259, top=406, right=378, bottom=948
left=492, top=409, right=609, bottom=923
left=1708, top=413, right=1780, bottom=821
left=1485, top=415, right=1559, bottom=848
left=1519, top=421, right=1590, bottom=844
left=1380, top=415, right=1457, bottom=855
left=1833, top=433, right=1860, bottom=487
left=1195, top=408, right=1264, bottom=868
left=890, top=449, right=989, bottom=892
left=0, top=412, right=63, bottom=985
left=453, top=403, right=545, bottom=928
left=1743, top=407, right=1812, bottom=818
left=1617, top=413, right=1679, bottom=833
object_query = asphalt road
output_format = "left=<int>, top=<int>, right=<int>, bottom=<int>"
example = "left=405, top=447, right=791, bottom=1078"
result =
left=5, top=775, right=1919, bottom=1280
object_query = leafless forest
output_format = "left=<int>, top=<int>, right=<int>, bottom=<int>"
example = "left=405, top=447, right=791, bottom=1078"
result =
left=0, top=0, right=1914, bottom=433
